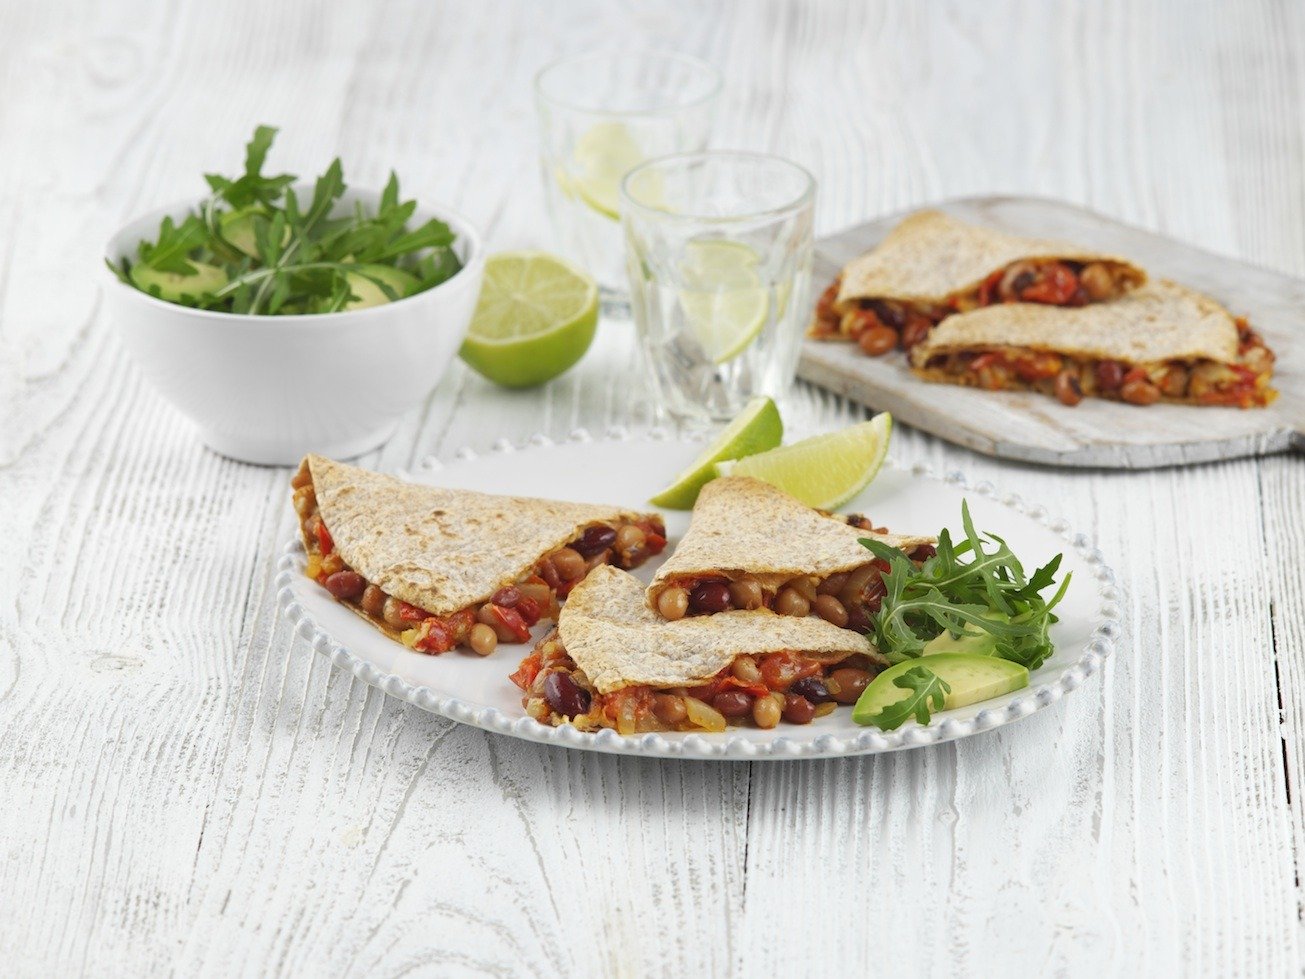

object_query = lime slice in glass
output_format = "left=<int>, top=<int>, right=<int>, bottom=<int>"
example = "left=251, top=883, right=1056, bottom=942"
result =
left=564, top=122, right=645, bottom=220
left=677, top=240, right=769, bottom=364
left=649, top=396, right=784, bottom=509
left=717, top=413, right=893, bottom=510
left=459, top=252, right=599, bottom=388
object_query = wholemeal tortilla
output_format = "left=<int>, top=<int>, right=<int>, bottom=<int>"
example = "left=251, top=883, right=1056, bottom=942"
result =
left=647, top=476, right=934, bottom=605
left=909, top=279, right=1239, bottom=366
left=561, top=566, right=883, bottom=694
left=302, top=454, right=651, bottom=618
left=836, top=209, right=1145, bottom=307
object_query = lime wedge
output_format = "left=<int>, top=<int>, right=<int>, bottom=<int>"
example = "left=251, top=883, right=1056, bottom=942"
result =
left=564, top=122, right=645, bottom=221
left=649, top=396, right=784, bottom=509
left=677, top=240, right=769, bottom=364
left=717, top=413, right=893, bottom=510
left=459, top=252, right=599, bottom=388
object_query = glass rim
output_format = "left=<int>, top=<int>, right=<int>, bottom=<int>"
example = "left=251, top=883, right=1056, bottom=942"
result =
left=619, top=150, right=816, bottom=224
left=533, top=50, right=722, bottom=118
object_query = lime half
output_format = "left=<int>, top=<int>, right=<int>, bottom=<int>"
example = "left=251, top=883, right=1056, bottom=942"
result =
left=717, top=413, right=893, bottom=510
left=459, top=252, right=599, bottom=388
left=677, top=240, right=769, bottom=364
left=649, top=396, right=784, bottom=509
left=564, top=122, right=645, bottom=220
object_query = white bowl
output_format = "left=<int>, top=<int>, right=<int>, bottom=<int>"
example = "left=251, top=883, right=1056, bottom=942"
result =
left=104, top=188, right=484, bottom=465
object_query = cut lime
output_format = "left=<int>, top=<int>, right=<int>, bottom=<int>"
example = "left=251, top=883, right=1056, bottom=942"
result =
left=649, top=396, right=784, bottom=509
left=717, top=413, right=893, bottom=510
left=677, top=240, right=769, bottom=364
left=564, top=122, right=645, bottom=221
left=459, top=252, right=599, bottom=388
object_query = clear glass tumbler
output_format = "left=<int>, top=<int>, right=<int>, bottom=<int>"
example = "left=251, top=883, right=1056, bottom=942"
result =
left=534, top=51, right=720, bottom=300
left=620, top=151, right=816, bottom=422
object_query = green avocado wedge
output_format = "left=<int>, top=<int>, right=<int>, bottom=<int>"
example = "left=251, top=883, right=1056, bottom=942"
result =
left=921, top=611, right=1011, bottom=657
left=852, top=653, right=1029, bottom=728
left=130, top=261, right=229, bottom=303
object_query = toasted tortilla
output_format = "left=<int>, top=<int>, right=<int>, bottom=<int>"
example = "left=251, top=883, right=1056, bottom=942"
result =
left=909, top=279, right=1240, bottom=367
left=836, top=210, right=1145, bottom=307
left=647, top=476, right=934, bottom=606
left=560, top=566, right=883, bottom=695
left=301, top=454, right=650, bottom=618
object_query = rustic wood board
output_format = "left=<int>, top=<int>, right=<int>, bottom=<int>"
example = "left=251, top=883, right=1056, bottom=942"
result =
left=799, top=196, right=1305, bottom=468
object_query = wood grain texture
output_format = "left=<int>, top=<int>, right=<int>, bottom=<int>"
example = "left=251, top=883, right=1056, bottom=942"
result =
left=0, top=0, right=1302, bottom=976
left=800, top=196, right=1305, bottom=468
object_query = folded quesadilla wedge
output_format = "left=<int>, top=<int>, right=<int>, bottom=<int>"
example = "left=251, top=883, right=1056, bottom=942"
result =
left=646, top=476, right=935, bottom=631
left=908, top=280, right=1277, bottom=408
left=511, top=565, right=888, bottom=734
left=808, top=210, right=1145, bottom=356
left=291, top=455, right=666, bottom=655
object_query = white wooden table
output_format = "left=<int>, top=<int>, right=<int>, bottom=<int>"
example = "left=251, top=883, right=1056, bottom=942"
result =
left=3, top=2, right=1303, bottom=975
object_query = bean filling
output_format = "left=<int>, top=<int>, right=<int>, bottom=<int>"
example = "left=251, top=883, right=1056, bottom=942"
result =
left=293, top=462, right=666, bottom=655
left=655, top=543, right=936, bottom=627
left=810, top=259, right=1136, bottom=354
left=511, top=635, right=882, bottom=735
left=917, top=320, right=1276, bottom=409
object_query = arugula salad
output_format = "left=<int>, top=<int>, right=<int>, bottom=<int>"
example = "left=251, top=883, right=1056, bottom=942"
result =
left=108, top=126, right=462, bottom=315
left=852, top=502, right=1070, bottom=730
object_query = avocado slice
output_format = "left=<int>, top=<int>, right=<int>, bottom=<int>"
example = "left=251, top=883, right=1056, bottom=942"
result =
left=922, top=611, right=1010, bottom=657
left=219, top=207, right=291, bottom=258
left=343, top=265, right=421, bottom=309
left=852, top=653, right=1029, bottom=727
left=130, top=261, right=229, bottom=302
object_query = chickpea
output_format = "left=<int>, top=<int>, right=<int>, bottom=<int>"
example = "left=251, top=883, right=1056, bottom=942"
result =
left=858, top=325, right=899, bottom=357
left=469, top=623, right=498, bottom=656
left=549, top=547, right=587, bottom=581
left=728, top=577, right=764, bottom=611
left=657, top=586, right=690, bottom=621
left=752, top=694, right=782, bottom=729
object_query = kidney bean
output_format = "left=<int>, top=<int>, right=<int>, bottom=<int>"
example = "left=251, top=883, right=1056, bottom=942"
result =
left=574, top=525, right=617, bottom=557
left=491, top=586, right=520, bottom=608
left=324, top=570, right=365, bottom=600
left=689, top=580, right=732, bottom=614
left=360, top=584, right=387, bottom=617
left=858, top=325, right=899, bottom=357
left=818, top=572, right=849, bottom=596
left=845, top=603, right=871, bottom=633
left=910, top=544, right=937, bottom=562
left=829, top=668, right=872, bottom=704
left=782, top=694, right=817, bottom=725
left=790, top=676, right=835, bottom=704
left=712, top=691, right=753, bottom=718
left=1095, top=360, right=1126, bottom=391
left=868, top=300, right=905, bottom=330
left=543, top=672, right=591, bottom=717
left=813, top=594, right=849, bottom=628
left=1054, top=368, right=1083, bottom=406
left=774, top=587, right=810, bottom=617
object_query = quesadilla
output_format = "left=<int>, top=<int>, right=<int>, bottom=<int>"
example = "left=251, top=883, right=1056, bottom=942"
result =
left=646, top=476, right=935, bottom=631
left=291, top=455, right=666, bottom=655
left=908, top=280, right=1277, bottom=408
left=510, top=565, right=888, bottom=733
left=808, top=210, right=1146, bottom=355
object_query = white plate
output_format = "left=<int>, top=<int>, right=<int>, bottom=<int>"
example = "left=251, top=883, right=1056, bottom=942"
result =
left=275, top=429, right=1121, bottom=760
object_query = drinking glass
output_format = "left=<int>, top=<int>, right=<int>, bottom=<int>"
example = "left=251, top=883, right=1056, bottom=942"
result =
left=620, top=151, right=815, bottom=422
left=534, top=51, right=720, bottom=301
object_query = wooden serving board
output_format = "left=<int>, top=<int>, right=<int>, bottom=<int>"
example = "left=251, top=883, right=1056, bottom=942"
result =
left=798, top=196, right=1305, bottom=468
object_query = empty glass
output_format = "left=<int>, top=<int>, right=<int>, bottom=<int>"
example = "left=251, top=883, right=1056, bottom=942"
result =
left=620, top=151, right=815, bottom=422
left=534, top=51, right=720, bottom=300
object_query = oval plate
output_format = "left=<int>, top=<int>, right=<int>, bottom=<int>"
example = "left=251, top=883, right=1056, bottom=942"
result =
left=276, top=429, right=1121, bottom=760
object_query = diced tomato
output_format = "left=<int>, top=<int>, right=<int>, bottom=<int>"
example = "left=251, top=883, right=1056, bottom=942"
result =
left=1123, top=366, right=1149, bottom=385
left=510, top=652, right=543, bottom=691
left=398, top=601, right=431, bottom=623
left=515, top=596, right=543, bottom=627
left=445, top=608, right=476, bottom=644
left=555, top=576, right=580, bottom=599
left=415, top=619, right=455, bottom=653
left=644, top=532, right=667, bottom=555
left=1020, top=263, right=1079, bottom=304
left=315, top=521, right=334, bottom=555
left=969, top=352, right=1001, bottom=372
left=716, top=674, right=770, bottom=699
left=487, top=604, right=531, bottom=643
left=759, top=652, right=823, bottom=691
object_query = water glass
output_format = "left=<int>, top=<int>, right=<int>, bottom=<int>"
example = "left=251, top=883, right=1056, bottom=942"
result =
left=534, top=51, right=720, bottom=299
left=620, top=151, right=815, bottom=422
